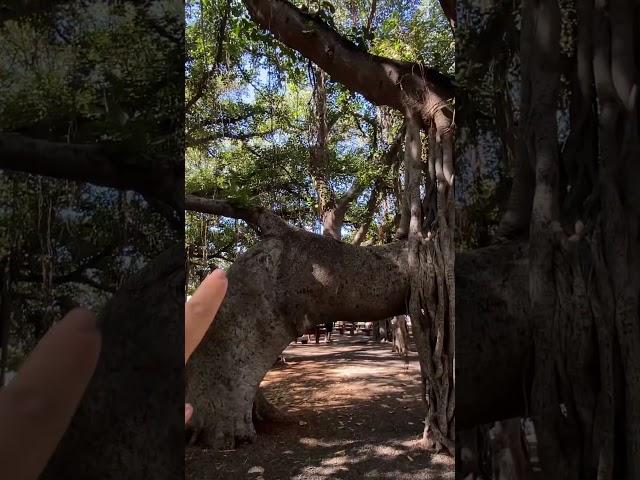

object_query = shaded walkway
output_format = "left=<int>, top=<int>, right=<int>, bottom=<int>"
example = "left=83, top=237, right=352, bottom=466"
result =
left=186, top=334, right=453, bottom=480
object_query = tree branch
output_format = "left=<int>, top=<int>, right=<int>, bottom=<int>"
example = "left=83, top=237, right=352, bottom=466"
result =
left=327, top=93, right=355, bottom=131
left=242, top=0, right=453, bottom=119
left=186, top=128, right=275, bottom=147
left=337, top=179, right=364, bottom=213
left=344, top=127, right=403, bottom=239
left=194, top=107, right=269, bottom=130
left=62, top=274, right=117, bottom=293
left=186, top=0, right=231, bottom=111
left=438, top=0, right=456, bottom=31
left=188, top=238, right=237, bottom=262
left=0, top=133, right=181, bottom=208
left=17, top=244, right=117, bottom=284
left=352, top=182, right=382, bottom=246
left=364, top=0, right=378, bottom=37
left=185, top=194, right=289, bottom=236
left=350, top=110, right=377, bottom=129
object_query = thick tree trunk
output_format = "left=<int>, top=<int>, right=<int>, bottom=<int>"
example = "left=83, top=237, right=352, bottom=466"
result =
left=392, top=315, right=410, bottom=355
left=239, top=0, right=456, bottom=454
left=184, top=194, right=537, bottom=447
left=371, top=318, right=392, bottom=342
left=186, top=228, right=410, bottom=448
left=522, top=0, right=572, bottom=476
left=310, top=67, right=339, bottom=240
left=380, top=318, right=392, bottom=341
left=185, top=234, right=537, bottom=450
left=372, top=319, right=382, bottom=341
left=188, top=109, right=458, bottom=453
left=321, top=207, right=345, bottom=240
left=405, top=105, right=455, bottom=452
left=456, top=243, right=531, bottom=429
left=509, top=0, right=640, bottom=477
left=309, top=67, right=361, bottom=240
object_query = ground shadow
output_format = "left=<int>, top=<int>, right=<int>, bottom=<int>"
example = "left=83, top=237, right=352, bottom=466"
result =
left=186, top=333, right=453, bottom=480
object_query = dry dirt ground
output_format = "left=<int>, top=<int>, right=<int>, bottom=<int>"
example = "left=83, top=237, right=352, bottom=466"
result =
left=186, top=333, right=454, bottom=480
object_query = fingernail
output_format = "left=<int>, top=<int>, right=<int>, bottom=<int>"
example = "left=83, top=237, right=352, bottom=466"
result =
left=209, top=269, right=227, bottom=280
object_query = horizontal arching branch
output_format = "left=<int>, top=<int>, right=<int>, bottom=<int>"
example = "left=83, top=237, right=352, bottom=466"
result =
left=242, top=0, right=453, bottom=120
left=0, top=133, right=181, bottom=208
left=185, top=194, right=290, bottom=237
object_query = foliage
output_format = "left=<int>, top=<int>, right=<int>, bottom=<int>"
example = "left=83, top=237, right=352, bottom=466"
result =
left=0, top=1, right=181, bottom=358
left=455, top=0, right=519, bottom=249
left=185, top=0, right=452, bottom=271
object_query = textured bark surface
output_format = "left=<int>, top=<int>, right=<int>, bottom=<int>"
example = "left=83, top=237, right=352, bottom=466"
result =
left=184, top=224, right=536, bottom=449
left=242, top=0, right=453, bottom=126
left=216, top=0, right=457, bottom=455
left=456, top=243, right=530, bottom=429
left=503, top=0, right=640, bottom=476
left=403, top=104, right=455, bottom=452
left=523, top=0, right=568, bottom=475
left=392, top=315, right=410, bottom=355
left=186, top=228, right=410, bottom=448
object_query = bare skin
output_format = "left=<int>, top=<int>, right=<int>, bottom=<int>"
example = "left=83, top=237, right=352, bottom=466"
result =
left=0, top=308, right=101, bottom=480
left=185, top=269, right=228, bottom=423
left=0, top=268, right=227, bottom=479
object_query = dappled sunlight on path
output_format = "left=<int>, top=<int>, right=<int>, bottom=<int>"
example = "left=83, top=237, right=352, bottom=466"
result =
left=186, top=334, right=453, bottom=480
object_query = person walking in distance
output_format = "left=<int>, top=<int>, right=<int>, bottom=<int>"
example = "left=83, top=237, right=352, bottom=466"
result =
left=324, top=320, right=334, bottom=343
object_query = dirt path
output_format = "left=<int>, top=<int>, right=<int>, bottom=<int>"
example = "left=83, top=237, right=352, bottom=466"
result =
left=186, top=333, right=453, bottom=480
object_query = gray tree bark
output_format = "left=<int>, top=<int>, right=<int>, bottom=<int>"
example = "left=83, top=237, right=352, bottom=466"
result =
left=186, top=227, right=410, bottom=447
left=240, top=0, right=455, bottom=452
left=186, top=193, right=536, bottom=451
left=487, top=0, right=640, bottom=477
left=392, top=315, right=409, bottom=355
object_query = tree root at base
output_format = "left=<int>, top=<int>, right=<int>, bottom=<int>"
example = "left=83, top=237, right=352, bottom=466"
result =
left=253, top=388, right=295, bottom=424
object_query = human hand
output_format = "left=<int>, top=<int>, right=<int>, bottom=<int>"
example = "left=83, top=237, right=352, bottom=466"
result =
left=0, top=308, right=101, bottom=480
left=184, top=269, right=227, bottom=423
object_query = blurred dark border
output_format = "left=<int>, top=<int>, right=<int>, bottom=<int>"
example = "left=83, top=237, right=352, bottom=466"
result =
left=0, top=1, right=184, bottom=478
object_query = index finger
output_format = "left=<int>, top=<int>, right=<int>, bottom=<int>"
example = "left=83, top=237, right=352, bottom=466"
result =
left=0, top=308, right=101, bottom=480
left=185, top=269, right=227, bottom=363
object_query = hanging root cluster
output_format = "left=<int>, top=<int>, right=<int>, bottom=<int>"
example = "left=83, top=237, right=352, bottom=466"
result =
left=528, top=199, right=640, bottom=479
left=405, top=110, right=455, bottom=454
left=517, top=0, right=640, bottom=475
left=409, top=232, right=455, bottom=454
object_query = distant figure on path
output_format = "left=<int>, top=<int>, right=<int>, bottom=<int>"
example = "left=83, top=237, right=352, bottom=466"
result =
left=324, top=320, right=334, bottom=343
